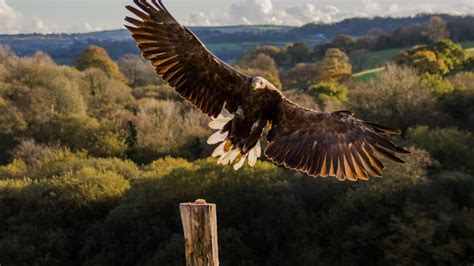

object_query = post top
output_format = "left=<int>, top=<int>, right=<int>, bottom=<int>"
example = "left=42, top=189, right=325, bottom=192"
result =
left=194, top=199, right=207, bottom=204
left=180, top=199, right=216, bottom=208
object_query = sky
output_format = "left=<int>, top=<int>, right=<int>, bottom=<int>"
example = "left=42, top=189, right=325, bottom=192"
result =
left=0, top=0, right=473, bottom=34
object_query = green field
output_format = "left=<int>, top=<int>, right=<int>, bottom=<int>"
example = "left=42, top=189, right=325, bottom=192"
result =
left=207, top=43, right=244, bottom=51
left=353, top=67, right=385, bottom=82
left=461, top=41, right=474, bottom=49
left=349, top=47, right=406, bottom=72
left=461, top=41, right=474, bottom=57
left=362, top=47, right=405, bottom=65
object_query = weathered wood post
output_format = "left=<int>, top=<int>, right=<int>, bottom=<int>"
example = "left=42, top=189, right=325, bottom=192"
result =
left=179, top=199, right=219, bottom=266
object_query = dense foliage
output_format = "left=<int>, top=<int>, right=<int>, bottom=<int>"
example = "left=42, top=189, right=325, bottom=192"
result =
left=0, top=18, right=473, bottom=265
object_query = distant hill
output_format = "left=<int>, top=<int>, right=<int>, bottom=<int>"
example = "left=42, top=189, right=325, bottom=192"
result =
left=290, top=14, right=460, bottom=39
left=0, top=14, right=472, bottom=64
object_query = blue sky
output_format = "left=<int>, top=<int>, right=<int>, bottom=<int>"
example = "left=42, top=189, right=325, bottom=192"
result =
left=1, top=0, right=473, bottom=34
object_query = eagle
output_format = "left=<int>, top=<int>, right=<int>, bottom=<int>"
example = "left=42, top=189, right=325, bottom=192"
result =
left=125, top=0, right=410, bottom=181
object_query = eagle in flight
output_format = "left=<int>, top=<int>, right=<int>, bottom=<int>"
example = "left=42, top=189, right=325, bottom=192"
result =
left=125, top=0, right=410, bottom=181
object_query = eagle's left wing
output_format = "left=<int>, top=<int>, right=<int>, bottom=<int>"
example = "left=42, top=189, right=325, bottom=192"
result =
left=125, top=0, right=252, bottom=117
left=265, top=99, right=410, bottom=181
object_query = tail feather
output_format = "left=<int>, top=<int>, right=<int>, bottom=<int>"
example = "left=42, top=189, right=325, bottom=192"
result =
left=208, top=109, right=262, bottom=170
left=207, top=130, right=227, bottom=144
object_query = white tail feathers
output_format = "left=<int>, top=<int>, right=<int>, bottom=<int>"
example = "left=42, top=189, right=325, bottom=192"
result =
left=207, top=130, right=227, bottom=145
left=208, top=110, right=262, bottom=170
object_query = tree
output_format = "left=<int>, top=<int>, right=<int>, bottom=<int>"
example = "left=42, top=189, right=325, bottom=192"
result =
left=0, top=98, right=27, bottom=135
left=330, top=35, right=355, bottom=53
left=36, top=114, right=127, bottom=158
left=424, top=16, right=450, bottom=42
left=0, top=45, right=16, bottom=62
left=2, top=52, right=87, bottom=125
left=405, top=126, right=474, bottom=172
left=285, top=42, right=313, bottom=65
left=248, top=53, right=279, bottom=78
left=308, top=81, right=348, bottom=111
left=0, top=166, right=130, bottom=265
left=282, top=63, right=319, bottom=90
left=131, top=99, right=210, bottom=163
left=432, top=39, right=466, bottom=73
left=394, top=40, right=466, bottom=75
left=75, top=45, right=125, bottom=81
left=350, top=49, right=377, bottom=73
left=347, top=64, right=436, bottom=131
left=421, top=73, right=454, bottom=96
left=396, top=49, right=447, bottom=75
left=237, top=45, right=283, bottom=67
left=118, top=54, right=161, bottom=88
left=79, top=68, right=133, bottom=118
left=440, top=72, right=474, bottom=130
left=317, top=48, right=352, bottom=82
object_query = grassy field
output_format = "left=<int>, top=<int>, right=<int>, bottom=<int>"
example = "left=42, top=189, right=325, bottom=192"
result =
left=207, top=43, right=244, bottom=51
left=461, top=41, right=474, bottom=49
left=353, top=67, right=386, bottom=82
left=461, top=41, right=474, bottom=57
left=361, top=47, right=405, bottom=65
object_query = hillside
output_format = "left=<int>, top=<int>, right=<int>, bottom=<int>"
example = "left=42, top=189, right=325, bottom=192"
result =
left=0, top=14, right=472, bottom=64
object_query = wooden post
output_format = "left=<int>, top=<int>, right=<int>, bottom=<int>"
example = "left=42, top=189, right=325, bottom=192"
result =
left=179, top=199, right=219, bottom=266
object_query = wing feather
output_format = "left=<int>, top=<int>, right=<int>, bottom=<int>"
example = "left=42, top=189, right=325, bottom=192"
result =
left=125, top=0, right=251, bottom=117
left=265, top=99, right=409, bottom=180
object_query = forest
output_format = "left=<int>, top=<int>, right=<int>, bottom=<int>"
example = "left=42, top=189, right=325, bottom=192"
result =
left=0, top=16, right=473, bottom=265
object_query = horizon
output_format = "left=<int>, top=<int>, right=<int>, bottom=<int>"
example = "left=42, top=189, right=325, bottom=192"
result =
left=1, top=0, right=473, bottom=34
left=0, top=13, right=471, bottom=36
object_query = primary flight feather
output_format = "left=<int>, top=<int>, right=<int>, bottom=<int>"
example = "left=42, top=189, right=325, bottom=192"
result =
left=125, top=0, right=410, bottom=181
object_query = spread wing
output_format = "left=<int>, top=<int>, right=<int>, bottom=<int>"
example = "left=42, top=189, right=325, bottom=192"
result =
left=125, top=0, right=251, bottom=117
left=265, top=99, right=410, bottom=181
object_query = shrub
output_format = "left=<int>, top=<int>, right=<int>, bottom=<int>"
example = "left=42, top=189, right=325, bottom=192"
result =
left=131, top=99, right=210, bottom=163
left=347, top=64, right=436, bottom=131
left=37, top=114, right=127, bottom=158
left=405, top=126, right=474, bottom=172
left=75, top=45, right=125, bottom=81
left=308, top=81, right=348, bottom=111
left=0, top=168, right=130, bottom=265
left=118, top=54, right=161, bottom=88
left=132, top=84, right=181, bottom=101
left=79, top=68, right=134, bottom=118
left=395, top=39, right=466, bottom=75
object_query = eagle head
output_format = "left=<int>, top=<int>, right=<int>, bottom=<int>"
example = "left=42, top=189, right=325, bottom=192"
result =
left=251, top=76, right=268, bottom=90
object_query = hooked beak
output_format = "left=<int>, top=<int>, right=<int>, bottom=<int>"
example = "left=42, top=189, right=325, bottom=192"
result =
left=252, top=83, right=258, bottom=90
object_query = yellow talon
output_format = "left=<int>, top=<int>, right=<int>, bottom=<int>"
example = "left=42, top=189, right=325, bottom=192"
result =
left=234, top=154, right=243, bottom=163
left=224, top=140, right=233, bottom=152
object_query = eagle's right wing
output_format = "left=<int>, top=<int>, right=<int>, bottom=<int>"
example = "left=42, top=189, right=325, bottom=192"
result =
left=265, top=99, right=410, bottom=181
left=125, top=0, right=252, bottom=117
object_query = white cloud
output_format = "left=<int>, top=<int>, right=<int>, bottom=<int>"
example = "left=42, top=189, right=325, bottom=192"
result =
left=22, top=17, right=52, bottom=33
left=285, top=4, right=342, bottom=24
left=229, top=0, right=275, bottom=24
left=0, top=0, right=21, bottom=33
left=180, top=0, right=474, bottom=27
left=362, top=0, right=381, bottom=14
left=0, top=0, right=53, bottom=34
left=187, top=11, right=216, bottom=26
left=223, top=0, right=344, bottom=26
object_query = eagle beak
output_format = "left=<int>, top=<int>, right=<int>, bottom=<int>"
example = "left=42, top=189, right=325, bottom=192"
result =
left=252, top=82, right=261, bottom=91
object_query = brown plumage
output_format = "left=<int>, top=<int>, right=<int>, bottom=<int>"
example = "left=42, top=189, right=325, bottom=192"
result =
left=125, top=0, right=410, bottom=181
left=125, top=0, right=252, bottom=117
